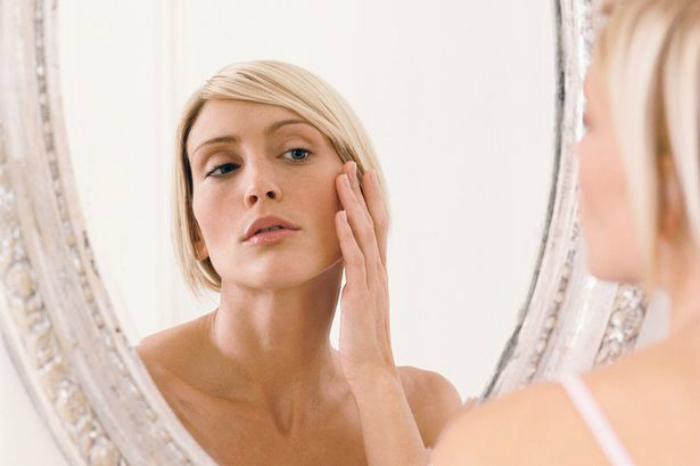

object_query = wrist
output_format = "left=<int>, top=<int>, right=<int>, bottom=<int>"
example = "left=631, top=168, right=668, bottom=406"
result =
left=345, top=364, right=401, bottom=393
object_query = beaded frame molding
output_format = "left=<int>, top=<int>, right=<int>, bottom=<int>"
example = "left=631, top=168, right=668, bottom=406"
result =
left=0, top=0, right=646, bottom=465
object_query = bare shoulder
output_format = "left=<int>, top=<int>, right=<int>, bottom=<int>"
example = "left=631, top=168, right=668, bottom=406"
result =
left=396, top=366, right=464, bottom=446
left=431, top=380, right=604, bottom=466
left=432, top=341, right=700, bottom=466
left=135, top=314, right=209, bottom=380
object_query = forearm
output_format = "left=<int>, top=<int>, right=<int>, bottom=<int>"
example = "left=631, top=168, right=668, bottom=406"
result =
left=349, top=368, right=430, bottom=466
left=334, top=164, right=428, bottom=464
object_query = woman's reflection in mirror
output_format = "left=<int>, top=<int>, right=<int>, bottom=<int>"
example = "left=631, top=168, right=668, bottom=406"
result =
left=136, top=61, right=462, bottom=466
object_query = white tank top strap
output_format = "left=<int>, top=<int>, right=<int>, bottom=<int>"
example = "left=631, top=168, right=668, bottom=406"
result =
left=557, top=372, right=636, bottom=466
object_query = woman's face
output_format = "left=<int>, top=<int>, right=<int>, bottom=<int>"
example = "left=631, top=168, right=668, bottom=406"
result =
left=575, top=61, right=642, bottom=282
left=187, top=99, right=345, bottom=290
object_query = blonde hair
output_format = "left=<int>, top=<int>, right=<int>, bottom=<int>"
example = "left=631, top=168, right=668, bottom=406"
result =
left=173, top=60, right=390, bottom=295
left=596, top=0, right=700, bottom=286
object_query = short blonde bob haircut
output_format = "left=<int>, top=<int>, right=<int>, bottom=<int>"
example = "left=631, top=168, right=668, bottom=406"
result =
left=596, top=0, right=700, bottom=287
left=173, top=60, right=391, bottom=295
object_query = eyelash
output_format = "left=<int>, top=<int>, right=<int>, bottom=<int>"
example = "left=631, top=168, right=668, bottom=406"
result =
left=205, top=148, right=313, bottom=177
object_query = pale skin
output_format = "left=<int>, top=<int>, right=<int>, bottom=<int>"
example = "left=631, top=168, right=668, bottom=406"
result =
left=432, top=61, right=700, bottom=465
left=136, top=99, right=462, bottom=466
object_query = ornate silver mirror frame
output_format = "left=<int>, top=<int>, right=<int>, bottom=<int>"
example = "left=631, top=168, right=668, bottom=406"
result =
left=0, top=0, right=647, bottom=464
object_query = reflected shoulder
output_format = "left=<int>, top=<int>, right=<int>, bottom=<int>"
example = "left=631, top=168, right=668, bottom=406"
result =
left=397, top=366, right=463, bottom=447
left=135, top=313, right=209, bottom=372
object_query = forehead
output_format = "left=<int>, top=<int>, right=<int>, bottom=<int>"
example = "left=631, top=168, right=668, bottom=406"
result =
left=187, top=99, right=309, bottom=151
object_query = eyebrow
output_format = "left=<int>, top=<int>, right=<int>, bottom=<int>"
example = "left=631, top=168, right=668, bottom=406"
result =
left=191, top=119, right=313, bottom=157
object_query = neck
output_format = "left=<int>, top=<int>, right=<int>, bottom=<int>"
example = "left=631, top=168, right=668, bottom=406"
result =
left=658, top=244, right=700, bottom=349
left=201, top=261, right=346, bottom=405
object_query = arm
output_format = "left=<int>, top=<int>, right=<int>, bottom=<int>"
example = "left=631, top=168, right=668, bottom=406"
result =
left=348, top=368, right=429, bottom=466
left=334, top=161, right=428, bottom=466
left=350, top=367, right=467, bottom=465
left=399, top=368, right=469, bottom=447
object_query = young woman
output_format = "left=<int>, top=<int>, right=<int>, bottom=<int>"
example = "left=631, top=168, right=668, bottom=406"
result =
left=136, top=61, right=462, bottom=465
left=434, top=0, right=700, bottom=464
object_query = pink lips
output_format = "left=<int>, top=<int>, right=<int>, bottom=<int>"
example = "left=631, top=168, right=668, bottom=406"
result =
left=243, top=215, right=300, bottom=245
left=246, top=228, right=297, bottom=246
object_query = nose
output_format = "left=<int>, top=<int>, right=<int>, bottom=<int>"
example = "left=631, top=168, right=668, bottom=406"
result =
left=243, top=161, right=282, bottom=208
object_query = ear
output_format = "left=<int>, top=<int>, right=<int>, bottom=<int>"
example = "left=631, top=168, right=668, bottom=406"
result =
left=193, top=224, right=209, bottom=262
left=659, top=154, right=684, bottom=241
left=598, top=0, right=618, bottom=16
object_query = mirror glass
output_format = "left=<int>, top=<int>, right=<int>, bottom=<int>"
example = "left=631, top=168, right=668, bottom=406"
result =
left=58, top=0, right=555, bottom=401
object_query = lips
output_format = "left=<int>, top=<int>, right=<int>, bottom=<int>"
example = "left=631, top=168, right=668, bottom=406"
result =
left=243, top=215, right=300, bottom=242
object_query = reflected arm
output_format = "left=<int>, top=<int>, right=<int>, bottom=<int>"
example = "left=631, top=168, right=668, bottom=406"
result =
left=349, top=368, right=431, bottom=466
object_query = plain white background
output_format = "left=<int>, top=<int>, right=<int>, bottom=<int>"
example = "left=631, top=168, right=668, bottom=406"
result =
left=1, top=0, right=563, bottom=464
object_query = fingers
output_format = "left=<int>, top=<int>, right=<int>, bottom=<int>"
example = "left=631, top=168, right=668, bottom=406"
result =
left=335, top=210, right=367, bottom=291
left=359, top=169, right=389, bottom=265
left=344, top=162, right=373, bottom=227
left=339, top=161, right=389, bottom=264
left=336, top=166, right=382, bottom=277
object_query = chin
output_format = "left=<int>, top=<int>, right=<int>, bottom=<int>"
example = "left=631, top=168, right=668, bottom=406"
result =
left=581, top=227, right=641, bottom=284
left=237, top=266, right=313, bottom=290
left=585, top=254, right=641, bottom=284
left=229, top=256, right=343, bottom=291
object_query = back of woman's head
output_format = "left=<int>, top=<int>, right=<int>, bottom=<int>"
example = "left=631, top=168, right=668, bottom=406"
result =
left=173, top=60, right=390, bottom=294
left=597, top=0, right=700, bottom=286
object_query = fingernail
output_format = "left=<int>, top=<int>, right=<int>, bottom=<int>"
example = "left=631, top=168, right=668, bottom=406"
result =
left=342, top=174, right=351, bottom=187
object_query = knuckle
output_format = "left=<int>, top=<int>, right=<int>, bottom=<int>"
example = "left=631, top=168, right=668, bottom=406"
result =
left=347, top=253, right=365, bottom=268
left=359, top=224, right=374, bottom=241
left=374, top=213, right=388, bottom=230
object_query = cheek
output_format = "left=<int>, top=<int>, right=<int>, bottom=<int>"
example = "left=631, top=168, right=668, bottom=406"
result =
left=577, top=134, right=641, bottom=281
left=577, top=135, right=611, bottom=250
left=305, top=174, right=342, bottom=241
left=192, top=190, right=216, bottom=236
left=192, top=187, right=238, bottom=254
left=578, top=136, right=612, bottom=223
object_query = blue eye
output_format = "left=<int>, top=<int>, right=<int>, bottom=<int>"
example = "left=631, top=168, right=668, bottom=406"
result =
left=207, top=163, right=239, bottom=177
left=283, top=148, right=311, bottom=162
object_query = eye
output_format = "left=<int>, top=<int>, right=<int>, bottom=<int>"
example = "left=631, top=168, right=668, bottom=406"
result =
left=207, top=163, right=239, bottom=177
left=282, top=148, right=311, bottom=162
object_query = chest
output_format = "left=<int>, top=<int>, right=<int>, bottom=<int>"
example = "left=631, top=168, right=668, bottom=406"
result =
left=166, top=388, right=368, bottom=466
